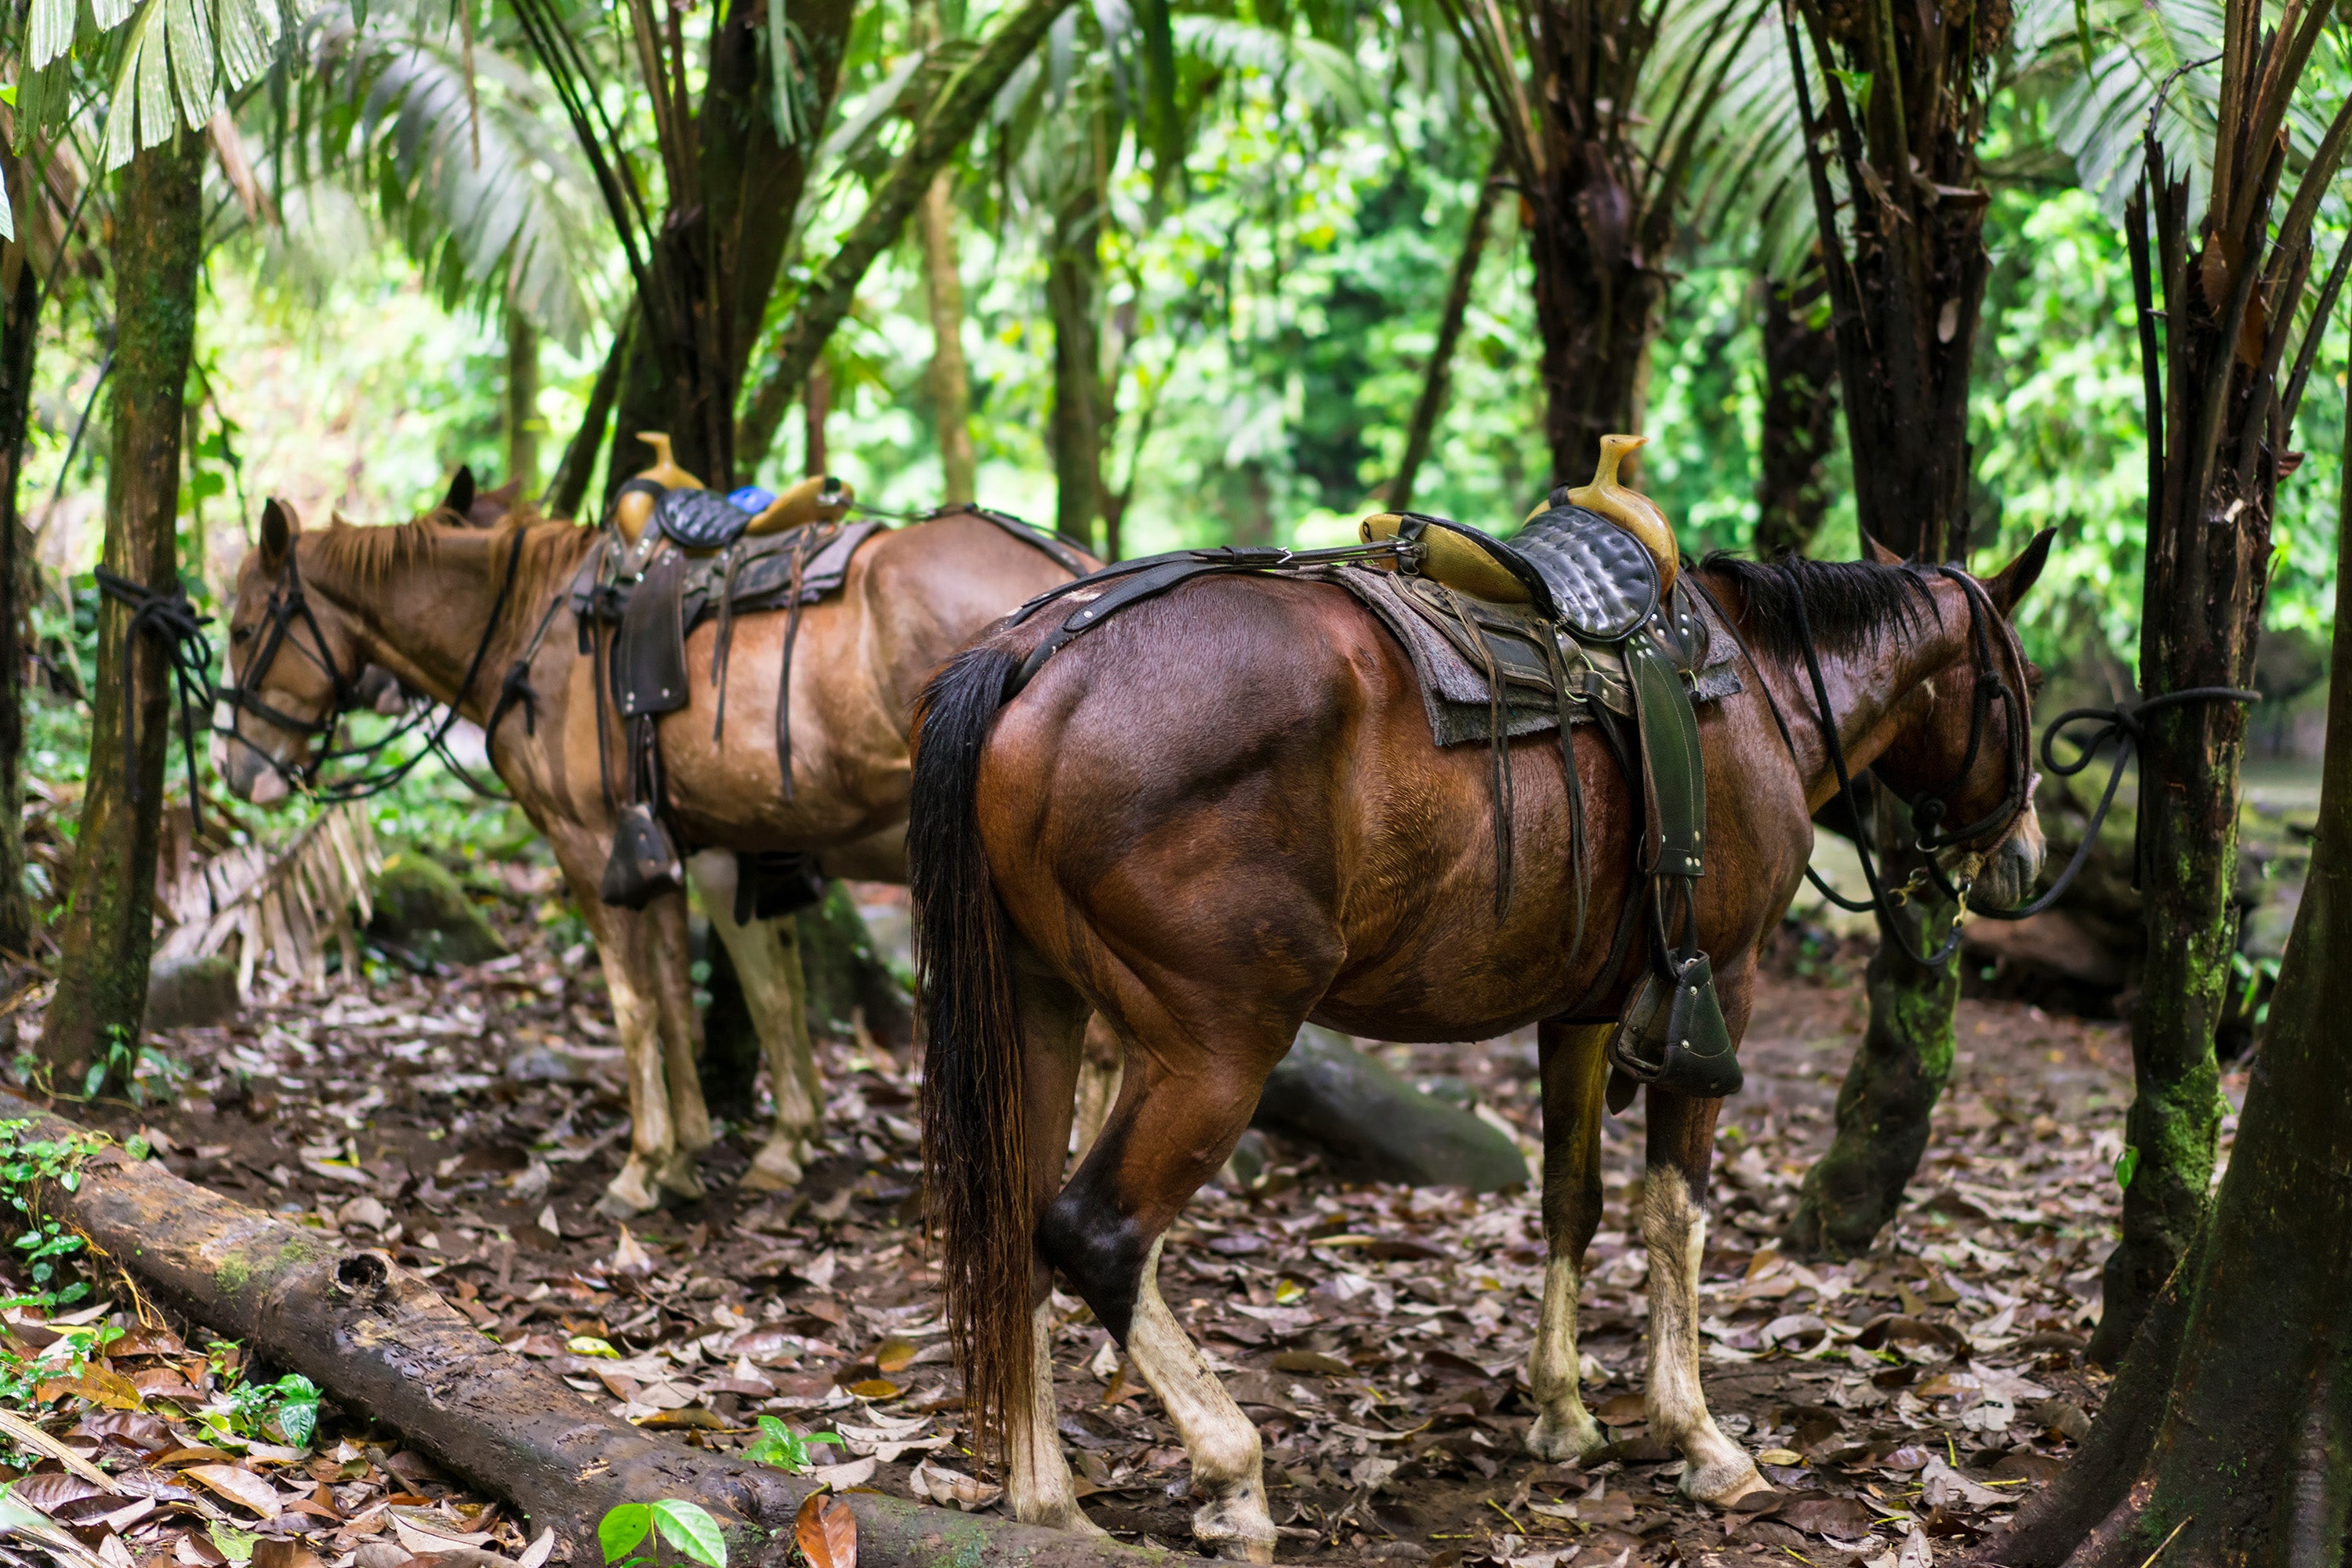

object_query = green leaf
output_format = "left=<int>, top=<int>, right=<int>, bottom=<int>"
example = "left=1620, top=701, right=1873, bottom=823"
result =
left=2114, top=1145, right=2140, bottom=1190
left=274, top=1394, right=318, bottom=1448
left=597, top=1504, right=652, bottom=1564
left=649, top=1500, right=726, bottom=1568
left=1828, top=67, right=1872, bottom=118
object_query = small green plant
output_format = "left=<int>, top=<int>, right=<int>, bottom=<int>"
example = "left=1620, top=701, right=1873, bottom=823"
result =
left=83, top=1026, right=187, bottom=1106
left=0, top=1121, right=99, bottom=1311
left=227, top=1373, right=322, bottom=1448
left=599, top=1501, right=726, bottom=1568
left=742, top=1416, right=841, bottom=1474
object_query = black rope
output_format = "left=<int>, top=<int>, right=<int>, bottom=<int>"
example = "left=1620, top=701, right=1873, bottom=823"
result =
left=93, top=568, right=216, bottom=837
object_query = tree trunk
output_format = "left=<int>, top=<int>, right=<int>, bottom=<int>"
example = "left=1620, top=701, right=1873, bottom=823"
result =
left=1047, top=165, right=1109, bottom=552
left=803, top=363, right=829, bottom=477
left=504, top=307, right=541, bottom=492
left=0, top=234, right=41, bottom=960
left=39, top=130, right=201, bottom=1088
left=546, top=314, right=629, bottom=518
left=1520, top=154, right=1665, bottom=485
left=1779, top=0, right=2004, bottom=1258
left=0, top=1091, right=1159, bottom=1568
left=918, top=165, right=976, bottom=505
left=1754, top=266, right=1838, bottom=558
left=1391, top=154, right=1501, bottom=514
left=798, top=880, right=912, bottom=1046
left=1980, top=368, right=2352, bottom=1567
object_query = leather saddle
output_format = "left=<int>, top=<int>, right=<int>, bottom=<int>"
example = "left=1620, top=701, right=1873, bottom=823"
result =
left=1359, top=505, right=1662, bottom=644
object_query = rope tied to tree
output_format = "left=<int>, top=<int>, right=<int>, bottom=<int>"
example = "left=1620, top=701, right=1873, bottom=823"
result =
left=93, top=567, right=216, bottom=838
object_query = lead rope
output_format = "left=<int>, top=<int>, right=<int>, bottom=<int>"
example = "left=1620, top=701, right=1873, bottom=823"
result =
left=94, top=568, right=216, bottom=837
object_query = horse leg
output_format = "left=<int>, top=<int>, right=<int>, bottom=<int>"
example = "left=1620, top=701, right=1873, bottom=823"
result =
left=582, top=902, right=675, bottom=1218
left=1641, top=1086, right=1766, bottom=1504
left=1044, top=1032, right=1286, bottom=1561
left=686, top=851, right=822, bottom=1189
left=1526, top=1020, right=1615, bottom=1464
left=1000, top=944, right=1103, bottom=1537
left=644, top=889, right=710, bottom=1201
left=1069, top=1014, right=1122, bottom=1166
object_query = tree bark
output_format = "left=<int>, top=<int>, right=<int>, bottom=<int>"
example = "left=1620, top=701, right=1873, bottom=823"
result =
left=1754, top=266, right=1838, bottom=559
left=733, top=0, right=1079, bottom=473
left=0, top=1091, right=1163, bottom=1567
left=1979, top=361, right=2352, bottom=1566
left=803, top=363, right=829, bottom=477
left=917, top=165, right=976, bottom=506
left=799, top=880, right=912, bottom=1046
left=504, top=307, right=541, bottom=493
left=1391, top=154, right=1501, bottom=514
left=1779, top=0, right=2004, bottom=1258
left=1047, top=165, right=1109, bottom=551
left=546, top=314, right=629, bottom=519
left=0, top=230, right=42, bottom=960
left=40, top=130, right=202, bottom=1087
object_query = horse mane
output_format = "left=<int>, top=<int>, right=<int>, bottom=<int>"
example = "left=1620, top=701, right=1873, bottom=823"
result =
left=1699, top=552, right=1941, bottom=662
left=308, top=506, right=596, bottom=595
left=310, top=517, right=437, bottom=586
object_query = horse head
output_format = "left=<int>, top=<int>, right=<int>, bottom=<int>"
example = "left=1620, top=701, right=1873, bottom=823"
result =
left=213, top=497, right=368, bottom=806
left=1867, top=529, right=2055, bottom=911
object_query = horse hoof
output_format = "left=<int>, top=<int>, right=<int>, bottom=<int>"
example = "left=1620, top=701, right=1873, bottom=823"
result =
left=1526, top=1408, right=1612, bottom=1465
left=1034, top=1504, right=1112, bottom=1541
left=739, top=1144, right=804, bottom=1192
left=655, top=1152, right=706, bottom=1203
left=1192, top=1501, right=1277, bottom=1563
left=600, top=1161, right=662, bottom=1218
left=1680, top=1449, right=1769, bottom=1507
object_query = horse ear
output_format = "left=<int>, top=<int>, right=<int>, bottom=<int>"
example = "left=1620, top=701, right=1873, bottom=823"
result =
left=1861, top=532, right=1906, bottom=566
left=442, top=465, right=477, bottom=519
left=259, top=497, right=299, bottom=568
left=1987, top=528, right=2057, bottom=616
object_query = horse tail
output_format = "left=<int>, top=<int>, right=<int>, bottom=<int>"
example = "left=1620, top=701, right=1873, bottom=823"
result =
left=909, top=642, right=1031, bottom=1465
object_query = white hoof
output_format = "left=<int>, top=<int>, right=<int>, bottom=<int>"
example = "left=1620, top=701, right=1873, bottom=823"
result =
left=1526, top=1406, right=1613, bottom=1465
left=655, top=1149, right=706, bottom=1202
left=1679, top=1439, right=1769, bottom=1506
left=738, top=1136, right=806, bottom=1192
left=1192, top=1492, right=1278, bottom=1563
left=600, top=1157, right=663, bottom=1218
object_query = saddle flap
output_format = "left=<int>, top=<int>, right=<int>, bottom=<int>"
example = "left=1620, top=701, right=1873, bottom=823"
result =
left=1624, top=635, right=1704, bottom=879
left=615, top=546, right=691, bottom=717
left=1509, top=506, right=1662, bottom=643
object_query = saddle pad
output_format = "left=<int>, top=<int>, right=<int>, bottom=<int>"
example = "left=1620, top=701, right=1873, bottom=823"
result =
left=1508, top=506, right=1661, bottom=643
left=680, top=521, right=884, bottom=631
left=659, top=488, right=757, bottom=551
left=1320, top=565, right=1740, bottom=748
left=615, top=546, right=691, bottom=717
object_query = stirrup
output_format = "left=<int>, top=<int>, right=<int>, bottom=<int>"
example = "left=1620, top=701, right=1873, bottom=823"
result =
left=1605, top=951, right=1742, bottom=1099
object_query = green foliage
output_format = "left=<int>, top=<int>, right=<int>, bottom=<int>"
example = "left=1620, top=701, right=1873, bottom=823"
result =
left=2114, top=1144, right=2140, bottom=1190
left=742, top=1415, right=842, bottom=1473
left=599, top=1501, right=728, bottom=1568
left=225, top=1373, right=323, bottom=1448
left=0, top=1121, right=99, bottom=1312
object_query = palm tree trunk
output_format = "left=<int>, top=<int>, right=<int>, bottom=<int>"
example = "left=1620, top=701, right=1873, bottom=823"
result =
left=918, top=167, right=976, bottom=506
left=504, top=306, right=541, bottom=492
left=546, top=314, right=629, bottom=518
left=39, top=129, right=203, bottom=1088
left=1392, top=154, right=1501, bottom=514
left=1780, top=0, right=2002, bottom=1257
left=0, top=238, right=42, bottom=962
left=1754, top=266, right=1838, bottom=558
left=1985, top=361, right=2352, bottom=1568
left=1047, top=164, right=1109, bottom=552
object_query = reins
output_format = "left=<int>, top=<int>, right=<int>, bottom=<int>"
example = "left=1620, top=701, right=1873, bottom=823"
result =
left=217, top=524, right=532, bottom=802
left=94, top=568, right=216, bottom=836
left=1694, top=564, right=2257, bottom=965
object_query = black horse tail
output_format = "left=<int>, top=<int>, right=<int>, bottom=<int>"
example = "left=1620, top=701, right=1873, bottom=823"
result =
left=909, top=643, right=1031, bottom=1465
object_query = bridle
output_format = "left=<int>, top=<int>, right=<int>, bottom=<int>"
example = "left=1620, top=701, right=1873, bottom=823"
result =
left=1701, top=561, right=2253, bottom=968
left=215, top=526, right=529, bottom=801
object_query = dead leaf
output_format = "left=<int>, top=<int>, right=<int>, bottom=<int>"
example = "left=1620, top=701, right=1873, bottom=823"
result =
left=1595, top=1393, right=1646, bottom=1427
left=1269, top=1349, right=1352, bottom=1377
left=909, top=1458, right=1002, bottom=1511
left=609, top=1225, right=655, bottom=1277
left=847, top=1379, right=899, bottom=1401
left=9, top=1472, right=111, bottom=1514
left=249, top=1543, right=323, bottom=1568
left=871, top=1338, right=917, bottom=1374
left=795, top=1491, right=857, bottom=1568
left=1777, top=1494, right=1874, bottom=1537
left=183, top=1465, right=284, bottom=1519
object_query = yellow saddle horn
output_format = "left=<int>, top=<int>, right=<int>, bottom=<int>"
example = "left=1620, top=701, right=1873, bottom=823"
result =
left=1559, top=434, right=1678, bottom=592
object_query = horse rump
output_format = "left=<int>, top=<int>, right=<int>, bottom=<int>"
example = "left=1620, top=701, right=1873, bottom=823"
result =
left=908, top=642, right=1034, bottom=1461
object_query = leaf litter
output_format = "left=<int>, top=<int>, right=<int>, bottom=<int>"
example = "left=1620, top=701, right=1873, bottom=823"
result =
left=18, top=881, right=2249, bottom=1566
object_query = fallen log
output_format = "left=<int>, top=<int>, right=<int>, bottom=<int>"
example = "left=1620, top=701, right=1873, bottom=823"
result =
left=0, top=1091, right=1158, bottom=1568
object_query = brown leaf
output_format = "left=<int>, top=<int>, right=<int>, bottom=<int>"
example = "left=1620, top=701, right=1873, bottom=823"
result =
left=9, top=1472, right=111, bottom=1514
left=249, top=1543, right=324, bottom=1568
left=1269, top=1350, right=1352, bottom=1377
left=72, top=1411, right=172, bottom=1454
left=1594, top=1392, right=1647, bottom=1428
left=129, top=1369, right=202, bottom=1402
left=1778, top=1494, right=1875, bottom=1538
left=106, top=1327, right=187, bottom=1359
left=633, top=1408, right=724, bottom=1431
left=154, top=1446, right=242, bottom=1468
left=846, top=1380, right=899, bottom=1401
left=871, top=1338, right=918, bottom=1375
left=182, top=1465, right=283, bottom=1519
left=795, top=1491, right=857, bottom=1568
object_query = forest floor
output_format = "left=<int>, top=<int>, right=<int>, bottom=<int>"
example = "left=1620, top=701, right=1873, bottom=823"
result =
left=5, top=878, right=2246, bottom=1568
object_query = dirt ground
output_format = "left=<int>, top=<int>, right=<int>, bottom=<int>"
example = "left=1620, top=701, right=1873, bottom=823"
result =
left=20, top=882, right=2239, bottom=1568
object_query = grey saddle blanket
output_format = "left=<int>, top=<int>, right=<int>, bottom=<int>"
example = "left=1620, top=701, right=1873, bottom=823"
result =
left=1308, top=564, right=1742, bottom=746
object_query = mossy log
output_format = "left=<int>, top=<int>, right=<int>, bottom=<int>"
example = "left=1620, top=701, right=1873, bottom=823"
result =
left=0, top=1090, right=1160, bottom=1568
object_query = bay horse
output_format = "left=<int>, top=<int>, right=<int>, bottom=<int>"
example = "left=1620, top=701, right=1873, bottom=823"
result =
left=214, top=494, right=1085, bottom=1214
left=909, top=535, right=2053, bottom=1556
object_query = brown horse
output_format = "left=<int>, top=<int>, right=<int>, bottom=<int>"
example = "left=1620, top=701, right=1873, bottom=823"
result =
left=214, top=495, right=1084, bottom=1214
left=909, top=538, right=2052, bottom=1557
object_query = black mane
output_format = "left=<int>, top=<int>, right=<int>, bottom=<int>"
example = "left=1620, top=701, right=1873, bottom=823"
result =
left=1699, top=552, right=1940, bottom=662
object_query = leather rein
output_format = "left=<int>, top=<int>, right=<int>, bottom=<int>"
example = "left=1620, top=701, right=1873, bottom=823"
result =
left=1694, top=565, right=2256, bottom=968
left=214, top=525, right=530, bottom=802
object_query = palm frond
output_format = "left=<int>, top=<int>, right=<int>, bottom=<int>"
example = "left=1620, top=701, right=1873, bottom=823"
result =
left=154, top=802, right=381, bottom=995
left=20, top=0, right=302, bottom=169
left=1642, top=0, right=1823, bottom=278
